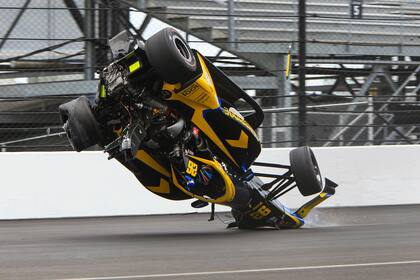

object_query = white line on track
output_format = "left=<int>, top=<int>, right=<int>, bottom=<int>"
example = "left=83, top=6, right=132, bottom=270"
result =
left=60, top=260, right=420, bottom=280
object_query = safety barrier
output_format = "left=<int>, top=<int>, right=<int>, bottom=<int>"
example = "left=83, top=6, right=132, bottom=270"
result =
left=1, top=145, right=419, bottom=219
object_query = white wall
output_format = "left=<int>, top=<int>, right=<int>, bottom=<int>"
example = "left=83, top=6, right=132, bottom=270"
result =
left=1, top=145, right=419, bottom=219
left=258, top=145, right=420, bottom=208
left=0, top=152, right=208, bottom=220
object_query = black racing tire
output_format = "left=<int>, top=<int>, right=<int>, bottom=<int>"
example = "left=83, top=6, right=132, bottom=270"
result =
left=145, top=27, right=197, bottom=84
left=289, top=146, right=323, bottom=196
left=59, top=96, right=102, bottom=152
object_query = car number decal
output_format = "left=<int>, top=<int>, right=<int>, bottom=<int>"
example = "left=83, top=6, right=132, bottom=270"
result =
left=249, top=202, right=272, bottom=220
left=186, top=160, right=198, bottom=177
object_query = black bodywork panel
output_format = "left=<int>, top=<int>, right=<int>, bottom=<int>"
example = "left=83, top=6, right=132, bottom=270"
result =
left=203, top=107, right=261, bottom=171
left=200, top=54, right=264, bottom=130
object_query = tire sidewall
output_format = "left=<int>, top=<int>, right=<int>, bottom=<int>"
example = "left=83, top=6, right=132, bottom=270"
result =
left=60, top=96, right=102, bottom=152
left=145, top=27, right=197, bottom=84
left=167, top=29, right=196, bottom=71
left=290, top=146, right=323, bottom=196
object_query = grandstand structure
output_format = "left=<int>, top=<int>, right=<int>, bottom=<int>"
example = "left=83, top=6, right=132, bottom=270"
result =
left=0, top=0, right=420, bottom=150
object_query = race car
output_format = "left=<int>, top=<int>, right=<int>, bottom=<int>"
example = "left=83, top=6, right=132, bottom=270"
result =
left=59, top=27, right=338, bottom=229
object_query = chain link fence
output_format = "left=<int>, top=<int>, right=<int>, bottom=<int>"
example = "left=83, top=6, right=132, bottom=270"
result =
left=0, top=0, right=419, bottom=151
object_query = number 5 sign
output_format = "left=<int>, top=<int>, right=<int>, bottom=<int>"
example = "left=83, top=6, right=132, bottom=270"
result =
left=350, top=0, right=363, bottom=19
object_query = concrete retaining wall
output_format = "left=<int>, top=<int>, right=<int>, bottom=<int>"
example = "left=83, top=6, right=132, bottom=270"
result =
left=1, top=145, right=419, bottom=219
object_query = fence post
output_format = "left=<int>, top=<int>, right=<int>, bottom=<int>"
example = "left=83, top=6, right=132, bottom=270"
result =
left=298, top=0, right=307, bottom=146
left=138, top=0, right=145, bottom=9
left=368, top=93, right=375, bottom=145
left=228, top=0, right=236, bottom=49
left=84, top=0, right=96, bottom=80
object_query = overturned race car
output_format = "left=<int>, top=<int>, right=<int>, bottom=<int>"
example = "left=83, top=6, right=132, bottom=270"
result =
left=59, top=28, right=338, bottom=229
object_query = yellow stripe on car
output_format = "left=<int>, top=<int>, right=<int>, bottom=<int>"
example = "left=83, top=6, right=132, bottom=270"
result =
left=162, top=53, right=239, bottom=167
left=295, top=192, right=330, bottom=218
left=226, top=130, right=249, bottom=149
left=146, top=178, right=170, bottom=194
left=100, top=84, right=106, bottom=98
left=129, top=60, right=141, bottom=73
left=135, top=150, right=171, bottom=178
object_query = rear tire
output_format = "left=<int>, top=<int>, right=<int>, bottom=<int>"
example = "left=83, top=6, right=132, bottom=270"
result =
left=145, top=27, right=197, bottom=84
left=59, top=96, right=102, bottom=152
left=289, top=146, right=323, bottom=196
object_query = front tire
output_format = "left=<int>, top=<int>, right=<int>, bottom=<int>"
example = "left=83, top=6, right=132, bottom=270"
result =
left=290, top=146, right=323, bottom=196
left=59, top=96, right=102, bottom=152
left=145, top=27, right=197, bottom=84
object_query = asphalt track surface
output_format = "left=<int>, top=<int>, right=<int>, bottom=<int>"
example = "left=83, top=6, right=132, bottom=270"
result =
left=1, top=205, right=420, bottom=280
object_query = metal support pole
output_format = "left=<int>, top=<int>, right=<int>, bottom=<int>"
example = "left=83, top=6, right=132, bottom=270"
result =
left=63, top=0, right=85, bottom=33
left=298, top=0, right=307, bottom=146
left=228, top=0, right=236, bottom=49
left=338, top=114, right=344, bottom=146
left=110, top=1, right=127, bottom=37
left=367, top=93, right=374, bottom=145
left=137, top=0, right=145, bottom=9
left=399, top=0, right=403, bottom=53
left=98, top=0, right=110, bottom=66
left=277, top=54, right=292, bottom=147
left=0, top=0, right=31, bottom=51
left=84, top=0, right=96, bottom=80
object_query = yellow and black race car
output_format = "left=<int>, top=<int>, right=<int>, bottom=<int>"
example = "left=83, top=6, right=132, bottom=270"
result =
left=59, top=28, right=338, bottom=229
